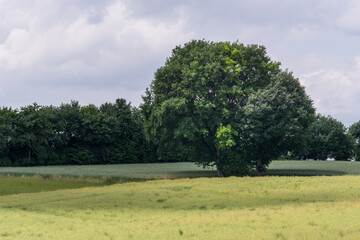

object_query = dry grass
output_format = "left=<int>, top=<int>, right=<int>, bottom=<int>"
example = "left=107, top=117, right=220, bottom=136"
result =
left=0, top=176, right=360, bottom=239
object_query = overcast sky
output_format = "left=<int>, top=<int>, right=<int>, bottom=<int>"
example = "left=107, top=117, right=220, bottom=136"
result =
left=0, top=0, right=359, bottom=126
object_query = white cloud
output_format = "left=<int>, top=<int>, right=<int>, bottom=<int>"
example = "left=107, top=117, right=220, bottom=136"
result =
left=337, top=1, right=360, bottom=33
left=285, top=24, right=322, bottom=41
left=299, top=55, right=360, bottom=125
left=0, top=1, right=191, bottom=70
left=0, top=0, right=360, bottom=126
left=0, top=0, right=193, bottom=106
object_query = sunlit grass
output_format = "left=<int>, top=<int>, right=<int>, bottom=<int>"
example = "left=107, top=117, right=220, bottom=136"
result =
left=0, top=176, right=360, bottom=239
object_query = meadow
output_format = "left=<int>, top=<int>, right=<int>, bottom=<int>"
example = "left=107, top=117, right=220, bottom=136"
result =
left=1, top=160, right=360, bottom=179
left=0, top=161, right=360, bottom=239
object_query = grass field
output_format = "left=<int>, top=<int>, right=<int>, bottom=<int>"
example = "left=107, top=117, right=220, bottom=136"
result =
left=1, top=161, right=360, bottom=239
left=0, top=175, right=360, bottom=239
left=1, top=160, right=360, bottom=179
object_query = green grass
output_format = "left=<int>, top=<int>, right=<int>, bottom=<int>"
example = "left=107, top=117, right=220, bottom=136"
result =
left=266, top=160, right=360, bottom=176
left=0, top=161, right=359, bottom=179
left=0, top=162, right=216, bottom=179
left=0, top=175, right=110, bottom=196
left=0, top=176, right=360, bottom=239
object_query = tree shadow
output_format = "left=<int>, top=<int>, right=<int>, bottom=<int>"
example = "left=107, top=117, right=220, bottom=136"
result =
left=263, top=169, right=347, bottom=177
left=160, top=169, right=349, bottom=178
left=161, top=170, right=218, bottom=179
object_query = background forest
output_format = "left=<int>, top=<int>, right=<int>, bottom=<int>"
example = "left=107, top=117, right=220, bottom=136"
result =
left=0, top=99, right=158, bottom=166
left=0, top=98, right=359, bottom=167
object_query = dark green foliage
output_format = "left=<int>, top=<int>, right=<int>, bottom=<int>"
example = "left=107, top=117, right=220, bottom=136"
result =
left=243, top=71, right=315, bottom=171
left=0, top=99, right=156, bottom=166
left=10, top=104, right=59, bottom=166
left=349, top=121, right=360, bottom=161
left=0, top=107, right=17, bottom=166
left=142, top=40, right=315, bottom=176
left=300, top=115, right=354, bottom=160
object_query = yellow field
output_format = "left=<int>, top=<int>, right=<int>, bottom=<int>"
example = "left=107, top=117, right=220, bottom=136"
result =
left=1, top=176, right=360, bottom=239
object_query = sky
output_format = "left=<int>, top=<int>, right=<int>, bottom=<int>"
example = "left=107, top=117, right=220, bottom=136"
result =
left=0, top=0, right=359, bottom=126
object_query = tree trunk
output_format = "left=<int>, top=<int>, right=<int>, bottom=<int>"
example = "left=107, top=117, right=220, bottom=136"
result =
left=216, top=165, right=225, bottom=177
left=27, top=140, right=32, bottom=162
left=28, top=147, right=31, bottom=161
left=256, top=159, right=263, bottom=176
left=214, top=143, right=225, bottom=177
left=255, top=145, right=263, bottom=176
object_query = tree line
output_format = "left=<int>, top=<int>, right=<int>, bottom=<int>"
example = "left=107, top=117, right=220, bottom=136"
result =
left=0, top=99, right=159, bottom=166
left=0, top=100, right=357, bottom=168
left=0, top=40, right=359, bottom=173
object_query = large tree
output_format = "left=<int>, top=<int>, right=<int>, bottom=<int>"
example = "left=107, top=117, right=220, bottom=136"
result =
left=142, top=40, right=315, bottom=176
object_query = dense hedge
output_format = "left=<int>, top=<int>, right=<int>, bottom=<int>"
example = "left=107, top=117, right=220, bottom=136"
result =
left=0, top=99, right=162, bottom=166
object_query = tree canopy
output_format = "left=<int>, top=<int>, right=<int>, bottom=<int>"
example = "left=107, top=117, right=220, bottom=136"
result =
left=0, top=99, right=157, bottom=166
left=141, top=40, right=315, bottom=176
left=298, top=114, right=354, bottom=161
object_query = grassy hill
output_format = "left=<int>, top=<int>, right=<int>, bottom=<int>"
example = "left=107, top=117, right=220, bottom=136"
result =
left=1, top=161, right=360, bottom=239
